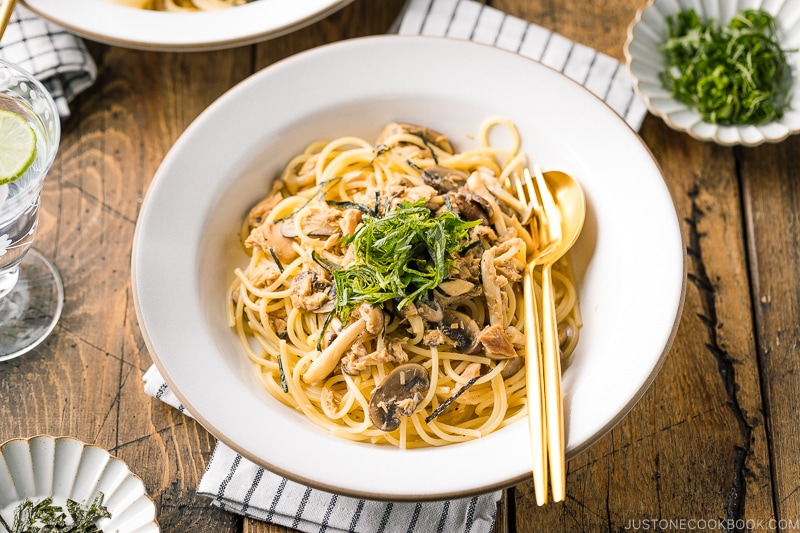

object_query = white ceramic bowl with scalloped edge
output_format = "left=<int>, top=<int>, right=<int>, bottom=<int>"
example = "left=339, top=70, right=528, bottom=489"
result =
left=624, top=0, right=800, bottom=146
left=0, top=436, right=159, bottom=532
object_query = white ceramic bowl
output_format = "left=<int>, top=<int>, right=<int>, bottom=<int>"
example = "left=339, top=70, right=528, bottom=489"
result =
left=0, top=436, right=159, bottom=532
left=21, top=0, right=353, bottom=52
left=624, top=0, right=800, bottom=146
left=132, top=35, right=686, bottom=500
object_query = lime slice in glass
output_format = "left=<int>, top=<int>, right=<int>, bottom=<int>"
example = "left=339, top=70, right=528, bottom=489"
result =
left=0, top=110, right=37, bottom=185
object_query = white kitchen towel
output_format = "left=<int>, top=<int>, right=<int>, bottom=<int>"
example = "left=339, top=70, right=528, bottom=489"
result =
left=395, top=0, right=647, bottom=131
left=0, top=5, right=97, bottom=118
left=143, top=366, right=501, bottom=533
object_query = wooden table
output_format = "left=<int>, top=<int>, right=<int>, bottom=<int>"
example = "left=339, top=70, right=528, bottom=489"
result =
left=2, top=0, right=796, bottom=531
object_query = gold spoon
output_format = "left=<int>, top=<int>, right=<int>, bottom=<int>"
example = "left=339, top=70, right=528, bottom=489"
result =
left=533, top=166, right=585, bottom=502
left=0, top=0, right=18, bottom=41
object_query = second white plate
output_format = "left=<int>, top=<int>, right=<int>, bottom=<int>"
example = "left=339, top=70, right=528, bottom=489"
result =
left=21, top=0, right=354, bottom=52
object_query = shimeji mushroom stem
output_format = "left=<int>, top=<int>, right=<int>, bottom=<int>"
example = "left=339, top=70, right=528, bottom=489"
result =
left=303, top=318, right=367, bottom=384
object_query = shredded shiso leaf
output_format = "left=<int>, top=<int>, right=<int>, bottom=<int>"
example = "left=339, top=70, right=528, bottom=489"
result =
left=0, top=493, right=111, bottom=532
left=332, top=199, right=479, bottom=322
left=660, top=8, right=794, bottom=125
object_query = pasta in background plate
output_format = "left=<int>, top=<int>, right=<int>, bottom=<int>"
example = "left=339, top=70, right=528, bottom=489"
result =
left=106, top=0, right=252, bottom=11
left=228, top=117, right=582, bottom=448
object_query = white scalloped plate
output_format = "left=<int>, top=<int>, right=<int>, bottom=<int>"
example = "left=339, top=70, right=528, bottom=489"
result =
left=20, top=0, right=353, bottom=52
left=0, top=436, right=159, bottom=532
left=624, top=0, right=800, bottom=146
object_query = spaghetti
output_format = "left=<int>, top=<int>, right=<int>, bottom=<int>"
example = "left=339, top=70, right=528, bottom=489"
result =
left=227, top=118, right=582, bottom=448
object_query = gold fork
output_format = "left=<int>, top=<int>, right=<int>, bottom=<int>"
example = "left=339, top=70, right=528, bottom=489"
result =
left=516, top=167, right=556, bottom=506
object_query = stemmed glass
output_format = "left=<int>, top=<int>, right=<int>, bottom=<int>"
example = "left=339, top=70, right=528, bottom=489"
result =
left=0, top=58, right=62, bottom=361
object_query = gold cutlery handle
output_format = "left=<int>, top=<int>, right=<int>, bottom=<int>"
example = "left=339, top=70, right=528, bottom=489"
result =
left=524, top=263, right=548, bottom=505
left=541, top=261, right=565, bottom=502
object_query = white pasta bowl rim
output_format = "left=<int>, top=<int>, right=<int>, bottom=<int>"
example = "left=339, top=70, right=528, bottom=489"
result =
left=623, top=0, right=800, bottom=147
left=0, top=435, right=159, bottom=532
left=20, top=0, right=354, bottom=52
left=132, top=35, right=686, bottom=500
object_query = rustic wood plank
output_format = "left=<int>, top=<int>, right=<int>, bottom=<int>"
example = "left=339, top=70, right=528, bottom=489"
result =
left=496, top=0, right=639, bottom=61
left=741, top=135, right=800, bottom=524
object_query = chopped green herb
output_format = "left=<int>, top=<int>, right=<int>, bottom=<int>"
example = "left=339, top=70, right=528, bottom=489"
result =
left=660, top=8, right=793, bottom=125
left=333, top=199, right=479, bottom=322
left=1, top=493, right=110, bottom=532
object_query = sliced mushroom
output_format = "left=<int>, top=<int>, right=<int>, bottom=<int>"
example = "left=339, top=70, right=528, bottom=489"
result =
left=434, top=279, right=482, bottom=308
left=440, top=309, right=481, bottom=354
left=369, top=363, right=431, bottom=431
left=500, top=356, right=525, bottom=379
left=416, top=299, right=443, bottom=323
left=421, top=166, right=470, bottom=193
left=279, top=220, right=299, bottom=238
left=400, top=298, right=443, bottom=324
left=444, top=191, right=493, bottom=225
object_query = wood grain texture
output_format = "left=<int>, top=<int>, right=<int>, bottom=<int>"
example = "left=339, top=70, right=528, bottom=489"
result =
left=3, top=0, right=796, bottom=532
left=742, top=135, right=800, bottom=524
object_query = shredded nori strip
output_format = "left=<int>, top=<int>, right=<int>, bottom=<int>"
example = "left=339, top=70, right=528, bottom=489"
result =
left=425, top=376, right=480, bottom=423
left=273, top=177, right=342, bottom=223
left=268, top=247, right=284, bottom=273
left=325, top=199, right=375, bottom=215
left=277, top=353, right=289, bottom=393
left=415, top=131, right=439, bottom=164
left=311, top=250, right=341, bottom=273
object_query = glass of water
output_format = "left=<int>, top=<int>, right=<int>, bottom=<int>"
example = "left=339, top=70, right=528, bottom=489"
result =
left=0, top=59, right=62, bottom=361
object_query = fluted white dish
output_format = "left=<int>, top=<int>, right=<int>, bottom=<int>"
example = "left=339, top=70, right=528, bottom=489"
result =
left=21, top=0, right=353, bottom=52
left=0, top=436, right=159, bottom=533
left=624, top=0, right=800, bottom=146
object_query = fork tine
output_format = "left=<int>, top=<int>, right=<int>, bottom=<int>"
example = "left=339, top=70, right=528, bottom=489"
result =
left=523, top=168, right=548, bottom=248
left=533, top=164, right=561, bottom=245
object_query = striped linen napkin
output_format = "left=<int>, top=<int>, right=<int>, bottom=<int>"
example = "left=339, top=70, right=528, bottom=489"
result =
left=142, top=2, right=648, bottom=532
left=396, top=0, right=647, bottom=130
left=143, top=366, right=502, bottom=533
left=0, top=5, right=97, bottom=119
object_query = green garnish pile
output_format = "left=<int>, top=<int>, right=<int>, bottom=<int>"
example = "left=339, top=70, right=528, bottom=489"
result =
left=332, top=200, right=479, bottom=321
left=0, top=494, right=110, bottom=532
left=660, top=8, right=793, bottom=125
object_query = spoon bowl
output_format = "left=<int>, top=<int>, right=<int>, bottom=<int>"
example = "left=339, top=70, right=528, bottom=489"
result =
left=545, top=170, right=586, bottom=261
